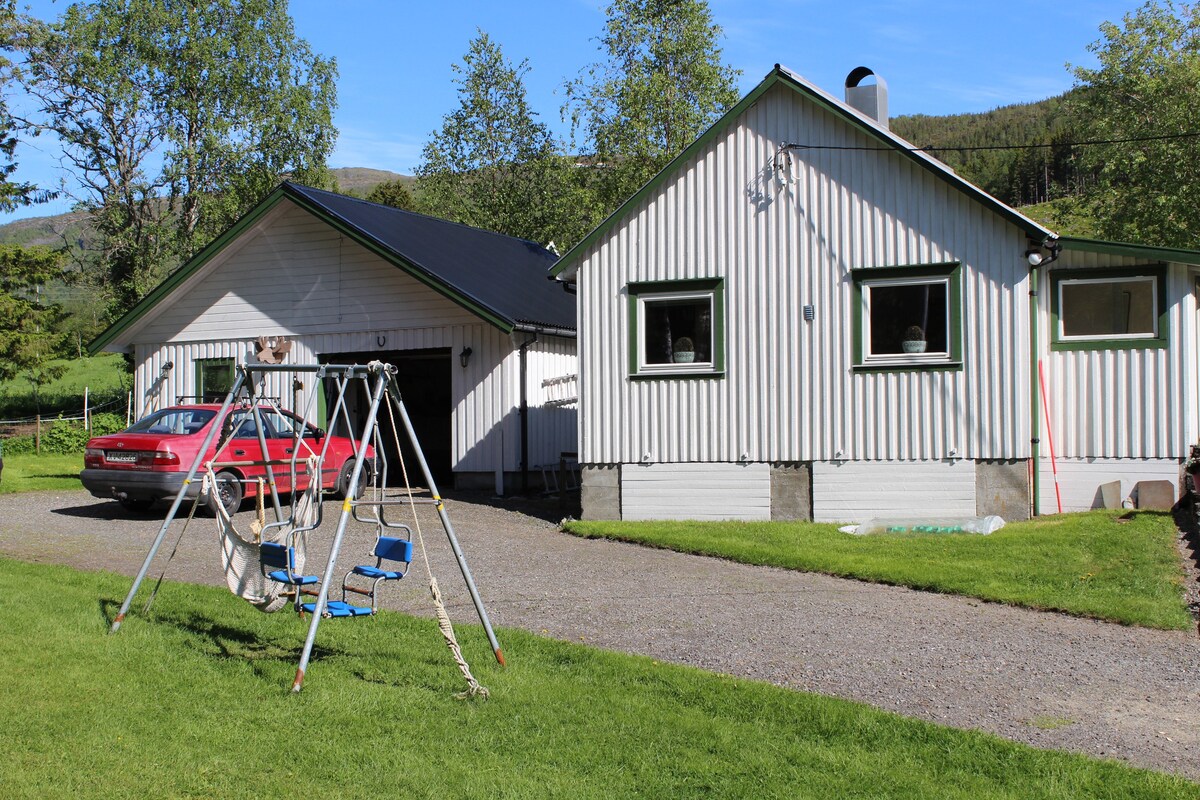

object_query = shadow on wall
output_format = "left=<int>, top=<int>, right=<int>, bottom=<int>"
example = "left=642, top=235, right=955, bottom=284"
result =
left=457, top=405, right=578, bottom=494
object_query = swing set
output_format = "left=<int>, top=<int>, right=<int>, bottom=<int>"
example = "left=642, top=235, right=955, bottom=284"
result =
left=110, top=361, right=503, bottom=695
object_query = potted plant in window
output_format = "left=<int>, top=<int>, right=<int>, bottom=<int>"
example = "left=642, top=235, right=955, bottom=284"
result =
left=672, top=336, right=696, bottom=363
left=901, top=325, right=926, bottom=354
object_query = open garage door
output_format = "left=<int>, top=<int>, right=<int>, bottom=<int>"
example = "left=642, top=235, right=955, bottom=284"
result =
left=318, top=349, right=452, bottom=486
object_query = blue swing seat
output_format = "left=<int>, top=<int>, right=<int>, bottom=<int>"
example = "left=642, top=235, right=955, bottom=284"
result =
left=301, top=600, right=374, bottom=618
left=260, top=542, right=319, bottom=586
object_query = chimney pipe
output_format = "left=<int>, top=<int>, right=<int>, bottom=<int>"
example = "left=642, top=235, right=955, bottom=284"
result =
left=845, top=66, right=889, bottom=129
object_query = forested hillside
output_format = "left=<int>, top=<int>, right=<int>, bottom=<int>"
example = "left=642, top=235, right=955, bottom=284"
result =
left=890, top=91, right=1092, bottom=210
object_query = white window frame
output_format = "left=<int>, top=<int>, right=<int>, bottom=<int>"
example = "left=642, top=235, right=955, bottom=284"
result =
left=1056, top=274, right=1160, bottom=342
left=635, top=288, right=718, bottom=375
left=860, top=275, right=954, bottom=366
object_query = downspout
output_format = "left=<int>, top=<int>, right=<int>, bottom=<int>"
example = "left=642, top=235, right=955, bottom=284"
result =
left=1026, top=238, right=1061, bottom=517
left=1029, top=264, right=1041, bottom=517
left=518, top=332, right=539, bottom=493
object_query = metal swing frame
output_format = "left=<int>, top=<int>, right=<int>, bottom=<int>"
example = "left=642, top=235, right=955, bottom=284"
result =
left=109, top=361, right=504, bottom=692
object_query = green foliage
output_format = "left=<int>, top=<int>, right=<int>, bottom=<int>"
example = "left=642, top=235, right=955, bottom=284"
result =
left=417, top=30, right=588, bottom=246
left=0, top=559, right=1194, bottom=797
left=891, top=93, right=1094, bottom=208
left=565, top=510, right=1193, bottom=630
left=16, top=0, right=338, bottom=319
left=2, top=412, right=124, bottom=456
left=563, top=0, right=741, bottom=208
left=1071, top=0, right=1200, bottom=247
left=364, top=178, right=415, bottom=211
left=0, top=244, right=69, bottom=412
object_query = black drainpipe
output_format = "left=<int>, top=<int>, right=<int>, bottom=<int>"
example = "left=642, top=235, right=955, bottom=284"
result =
left=518, top=332, right=538, bottom=493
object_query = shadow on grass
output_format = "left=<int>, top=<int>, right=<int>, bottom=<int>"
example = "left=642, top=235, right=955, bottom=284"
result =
left=99, top=595, right=340, bottom=679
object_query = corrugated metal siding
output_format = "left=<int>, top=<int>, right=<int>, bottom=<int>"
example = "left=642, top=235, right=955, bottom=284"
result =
left=1037, top=254, right=1191, bottom=459
left=577, top=81, right=1031, bottom=467
left=812, top=460, right=976, bottom=522
left=1036, top=457, right=1180, bottom=512
left=621, top=462, right=771, bottom=520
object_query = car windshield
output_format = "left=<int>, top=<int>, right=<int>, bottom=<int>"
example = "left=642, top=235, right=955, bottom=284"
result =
left=126, top=408, right=218, bottom=436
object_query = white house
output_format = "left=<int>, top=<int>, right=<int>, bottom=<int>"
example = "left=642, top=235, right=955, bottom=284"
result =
left=92, top=182, right=577, bottom=492
left=551, top=64, right=1200, bottom=522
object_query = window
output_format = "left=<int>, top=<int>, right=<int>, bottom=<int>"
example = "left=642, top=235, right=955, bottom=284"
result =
left=627, top=278, right=725, bottom=377
left=851, top=263, right=962, bottom=369
left=1051, top=267, right=1167, bottom=350
left=195, top=358, right=235, bottom=402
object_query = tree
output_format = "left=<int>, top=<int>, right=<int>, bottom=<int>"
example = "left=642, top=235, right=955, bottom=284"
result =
left=365, top=179, right=416, bottom=211
left=1072, top=0, right=1200, bottom=247
left=0, top=0, right=51, bottom=213
left=563, top=0, right=740, bottom=208
left=0, top=245, right=68, bottom=413
left=16, top=0, right=338, bottom=317
left=417, top=30, right=582, bottom=245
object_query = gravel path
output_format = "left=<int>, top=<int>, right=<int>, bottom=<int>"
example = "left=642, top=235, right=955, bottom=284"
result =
left=2, top=488, right=1198, bottom=780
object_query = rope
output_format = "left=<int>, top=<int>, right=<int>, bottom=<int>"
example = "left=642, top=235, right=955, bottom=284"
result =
left=384, top=389, right=489, bottom=700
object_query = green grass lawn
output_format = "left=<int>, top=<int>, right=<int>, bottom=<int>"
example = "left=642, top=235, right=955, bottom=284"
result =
left=564, top=512, right=1194, bottom=630
left=0, top=558, right=1193, bottom=799
left=0, top=453, right=84, bottom=494
left=0, top=352, right=130, bottom=418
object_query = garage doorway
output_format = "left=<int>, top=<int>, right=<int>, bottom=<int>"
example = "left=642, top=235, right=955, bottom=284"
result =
left=317, top=349, right=453, bottom=486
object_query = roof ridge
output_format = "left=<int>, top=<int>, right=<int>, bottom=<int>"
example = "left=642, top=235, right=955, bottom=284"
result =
left=283, top=181, right=559, bottom=253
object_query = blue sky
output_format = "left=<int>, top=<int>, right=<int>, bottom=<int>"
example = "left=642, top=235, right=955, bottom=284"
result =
left=4, top=0, right=1137, bottom=222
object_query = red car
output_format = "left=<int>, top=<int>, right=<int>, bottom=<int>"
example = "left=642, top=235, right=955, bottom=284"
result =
left=82, top=404, right=374, bottom=514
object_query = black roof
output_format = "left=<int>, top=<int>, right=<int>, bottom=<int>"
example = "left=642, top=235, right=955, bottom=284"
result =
left=284, top=182, right=574, bottom=332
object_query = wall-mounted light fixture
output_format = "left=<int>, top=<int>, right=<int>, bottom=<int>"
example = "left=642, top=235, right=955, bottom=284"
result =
left=459, top=346, right=473, bottom=368
left=161, top=361, right=174, bottom=375
left=1024, top=240, right=1063, bottom=267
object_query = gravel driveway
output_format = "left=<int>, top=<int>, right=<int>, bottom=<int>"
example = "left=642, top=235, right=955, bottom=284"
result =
left=2, top=488, right=1198, bottom=780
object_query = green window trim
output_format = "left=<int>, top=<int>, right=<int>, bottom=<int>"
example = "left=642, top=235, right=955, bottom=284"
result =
left=850, top=262, right=963, bottom=371
left=194, top=357, right=235, bottom=403
left=627, top=278, right=726, bottom=379
left=1048, top=265, right=1168, bottom=351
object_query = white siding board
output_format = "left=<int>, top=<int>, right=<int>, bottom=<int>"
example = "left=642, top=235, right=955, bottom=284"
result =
left=134, top=202, right=479, bottom=345
left=812, top=460, right=976, bottom=522
left=621, top=463, right=771, bottom=521
left=1036, top=458, right=1181, bottom=512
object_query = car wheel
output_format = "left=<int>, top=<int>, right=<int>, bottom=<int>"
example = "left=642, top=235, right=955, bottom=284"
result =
left=337, top=459, right=367, bottom=499
left=118, top=497, right=155, bottom=513
left=204, top=470, right=243, bottom=517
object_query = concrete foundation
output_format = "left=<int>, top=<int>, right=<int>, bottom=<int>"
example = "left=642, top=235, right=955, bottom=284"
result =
left=975, top=459, right=1031, bottom=521
left=581, top=464, right=621, bottom=520
left=770, top=463, right=812, bottom=521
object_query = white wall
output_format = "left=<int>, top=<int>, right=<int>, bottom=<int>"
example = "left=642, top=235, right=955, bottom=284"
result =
left=576, top=80, right=1031, bottom=468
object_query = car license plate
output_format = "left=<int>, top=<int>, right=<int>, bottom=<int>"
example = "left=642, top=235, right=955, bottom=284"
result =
left=106, top=452, right=137, bottom=463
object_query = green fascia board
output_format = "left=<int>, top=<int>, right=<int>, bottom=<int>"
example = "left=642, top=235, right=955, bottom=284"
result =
left=551, top=65, right=1054, bottom=280
left=88, top=185, right=291, bottom=354
left=88, top=183, right=516, bottom=356
left=1057, top=236, right=1200, bottom=266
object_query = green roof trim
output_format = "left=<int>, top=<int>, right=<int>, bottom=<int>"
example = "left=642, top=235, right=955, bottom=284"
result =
left=88, top=183, right=519, bottom=355
left=551, top=64, right=1053, bottom=280
left=1057, top=236, right=1200, bottom=266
